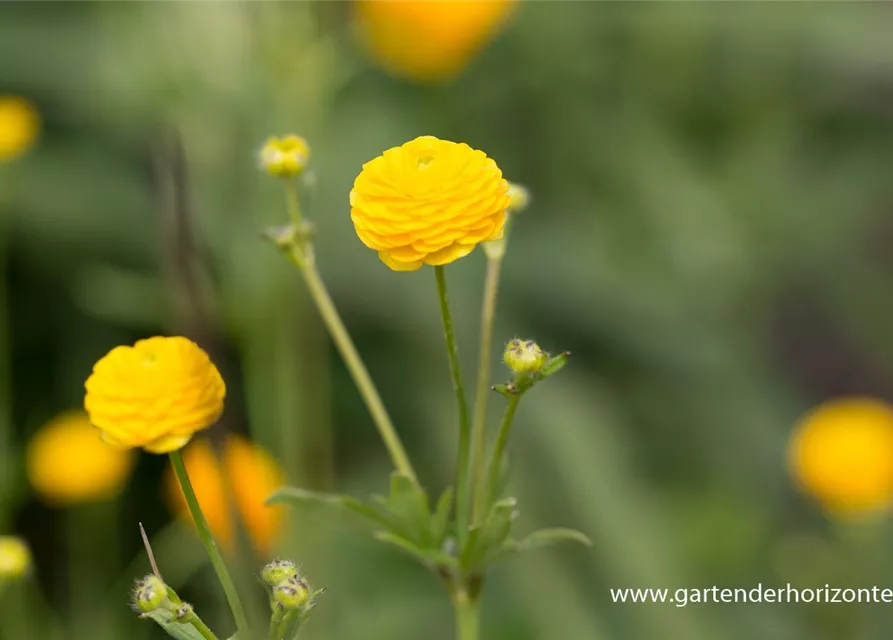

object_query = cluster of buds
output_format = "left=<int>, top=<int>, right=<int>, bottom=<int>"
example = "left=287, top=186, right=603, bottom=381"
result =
left=262, top=559, right=309, bottom=611
left=496, top=338, right=569, bottom=396
left=261, top=559, right=323, bottom=638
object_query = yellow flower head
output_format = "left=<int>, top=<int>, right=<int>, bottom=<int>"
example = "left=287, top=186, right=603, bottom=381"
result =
left=350, top=136, right=510, bottom=271
left=164, top=435, right=286, bottom=555
left=0, top=96, right=39, bottom=161
left=355, top=0, right=516, bottom=82
left=260, top=135, right=311, bottom=178
left=0, top=536, right=31, bottom=580
left=84, top=337, right=226, bottom=454
left=26, top=411, right=135, bottom=505
left=788, top=397, right=893, bottom=517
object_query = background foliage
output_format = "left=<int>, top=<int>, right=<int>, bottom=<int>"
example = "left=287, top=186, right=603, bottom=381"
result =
left=3, top=2, right=893, bottom=639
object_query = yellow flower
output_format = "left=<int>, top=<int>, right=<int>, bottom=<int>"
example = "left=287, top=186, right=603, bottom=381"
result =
left=0, top=536, right=31, bottom=580
left=26, top=411, right=135, bottom=505
left=84, top=337, right=226, bottom=454
left=164, top=435, right=286, bottom=555
left=788, top=397, right=893, bottom=517
left=350, top=136, right=510, bottom=271
left=0, top=96, right=39, bottom=161
left=355, top=0, right=516, bottom=82
left=260, top=135, right=310, bottom=177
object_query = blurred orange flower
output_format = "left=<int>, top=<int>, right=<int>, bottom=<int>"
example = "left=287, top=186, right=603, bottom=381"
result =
left=84, top=337, right=226, bottom=454
left=789, top=397, right=893, bottom=517
left=26, top=411, right=136, bottom=506
left=355, top=0, right=516, bottom=82
left=165, top=435, right=286, bottom=555
left=0, top=96, right=39, bottom=161
left=350, top=135, right=510, bottom=270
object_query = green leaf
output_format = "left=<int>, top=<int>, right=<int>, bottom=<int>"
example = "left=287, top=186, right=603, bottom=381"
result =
left=515, top=527, right=592, bottom=551
left=140, top=610, right=207, bottom=640
left=540, top=352, right=570, bottom=378
left=430, top=487, right=454, bottom=547
left=461, top=497, right=518, bottom=570
left=387, top=472, right=431, bottom=545
left=374, top=532, right=459, bottom=570
left=267, top=487, right=391, bottom=530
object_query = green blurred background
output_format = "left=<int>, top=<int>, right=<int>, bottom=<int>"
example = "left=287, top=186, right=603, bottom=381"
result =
left=3, top=2, right=893, bottom=639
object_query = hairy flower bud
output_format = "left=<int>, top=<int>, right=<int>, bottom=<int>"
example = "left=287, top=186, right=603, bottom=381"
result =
left=273, top=577, right=309, bottom=610
left=133, top=575, right=175, bottom=613
left=503, top=339, right=547, bottom=374
left=261, top=559, right=299, bottom=587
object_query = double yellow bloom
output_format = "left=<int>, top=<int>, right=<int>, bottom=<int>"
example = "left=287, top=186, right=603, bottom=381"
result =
left=84, top=337, right=225, bottom=453
left=350, top=136, right=510, bottom=271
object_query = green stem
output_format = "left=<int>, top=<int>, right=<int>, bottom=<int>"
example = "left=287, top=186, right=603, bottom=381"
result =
left=0, top=207, right=11, bottom=497
left=484, top=395, right=521, bottom=510
left=452, top=590, right=480, bottom=640
left=470, top=257, right=502, bottom=525
left=284, top=179, right=303, bottom=229
left=434, top=265, right=471, bottom=546
left=169, top=451, right=249, bottom=636
left=282, top=182, right=416, bottom=482
left=267, top=607, right=285, bottom=640
left=187, top=615, right=220, bottom=640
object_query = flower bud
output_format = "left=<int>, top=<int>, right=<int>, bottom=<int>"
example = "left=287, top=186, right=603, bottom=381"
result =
left=261, top=559, right=299, bottom=587
left=503, top=339, right=547, bottom=374
left=260, top=135, right=310, bottom=177
left=507, top=183, right=529, bottom=213
left=0, top=536, right=31, bottom=580
left=273, top=577, right=309, bottom=610
left=133, top=574, right=175, bottom=613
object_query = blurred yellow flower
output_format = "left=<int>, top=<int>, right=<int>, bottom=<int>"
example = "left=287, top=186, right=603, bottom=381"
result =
left=0, top=96, right=39, bottom=161
left=26, top=411, right=135, bottom=505
left=0, top=536, right=31, bottom=580
left=164, top=435, right=285, bottom=555
left=355, top=0, right=516, bottom=82
left=350, top=136, right=510, bottom=271
left=260, top=135, right=310, bottom=177
left=789, top=398, right=893, bottom=517
left=84, top=337, right=226, bottom=454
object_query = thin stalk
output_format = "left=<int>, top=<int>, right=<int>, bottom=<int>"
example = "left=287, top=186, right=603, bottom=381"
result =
left=169, top=451, right=249, bottom=636
left=187, top=616, right=220, bottom=640
left=282, top=181, right=416, bottom=482
left=484, top=395, right=521, bottom=509
left=470, top=257, right=502, bottom=524
left=0, top=216, right=11, bottom=485
left=284, top=178, right=303, bottom=229
left=267, top=607, right=285, bottom=640
left=434, top=265, right=471, bottom=546
left=452, top=591, right=480, bottom=640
